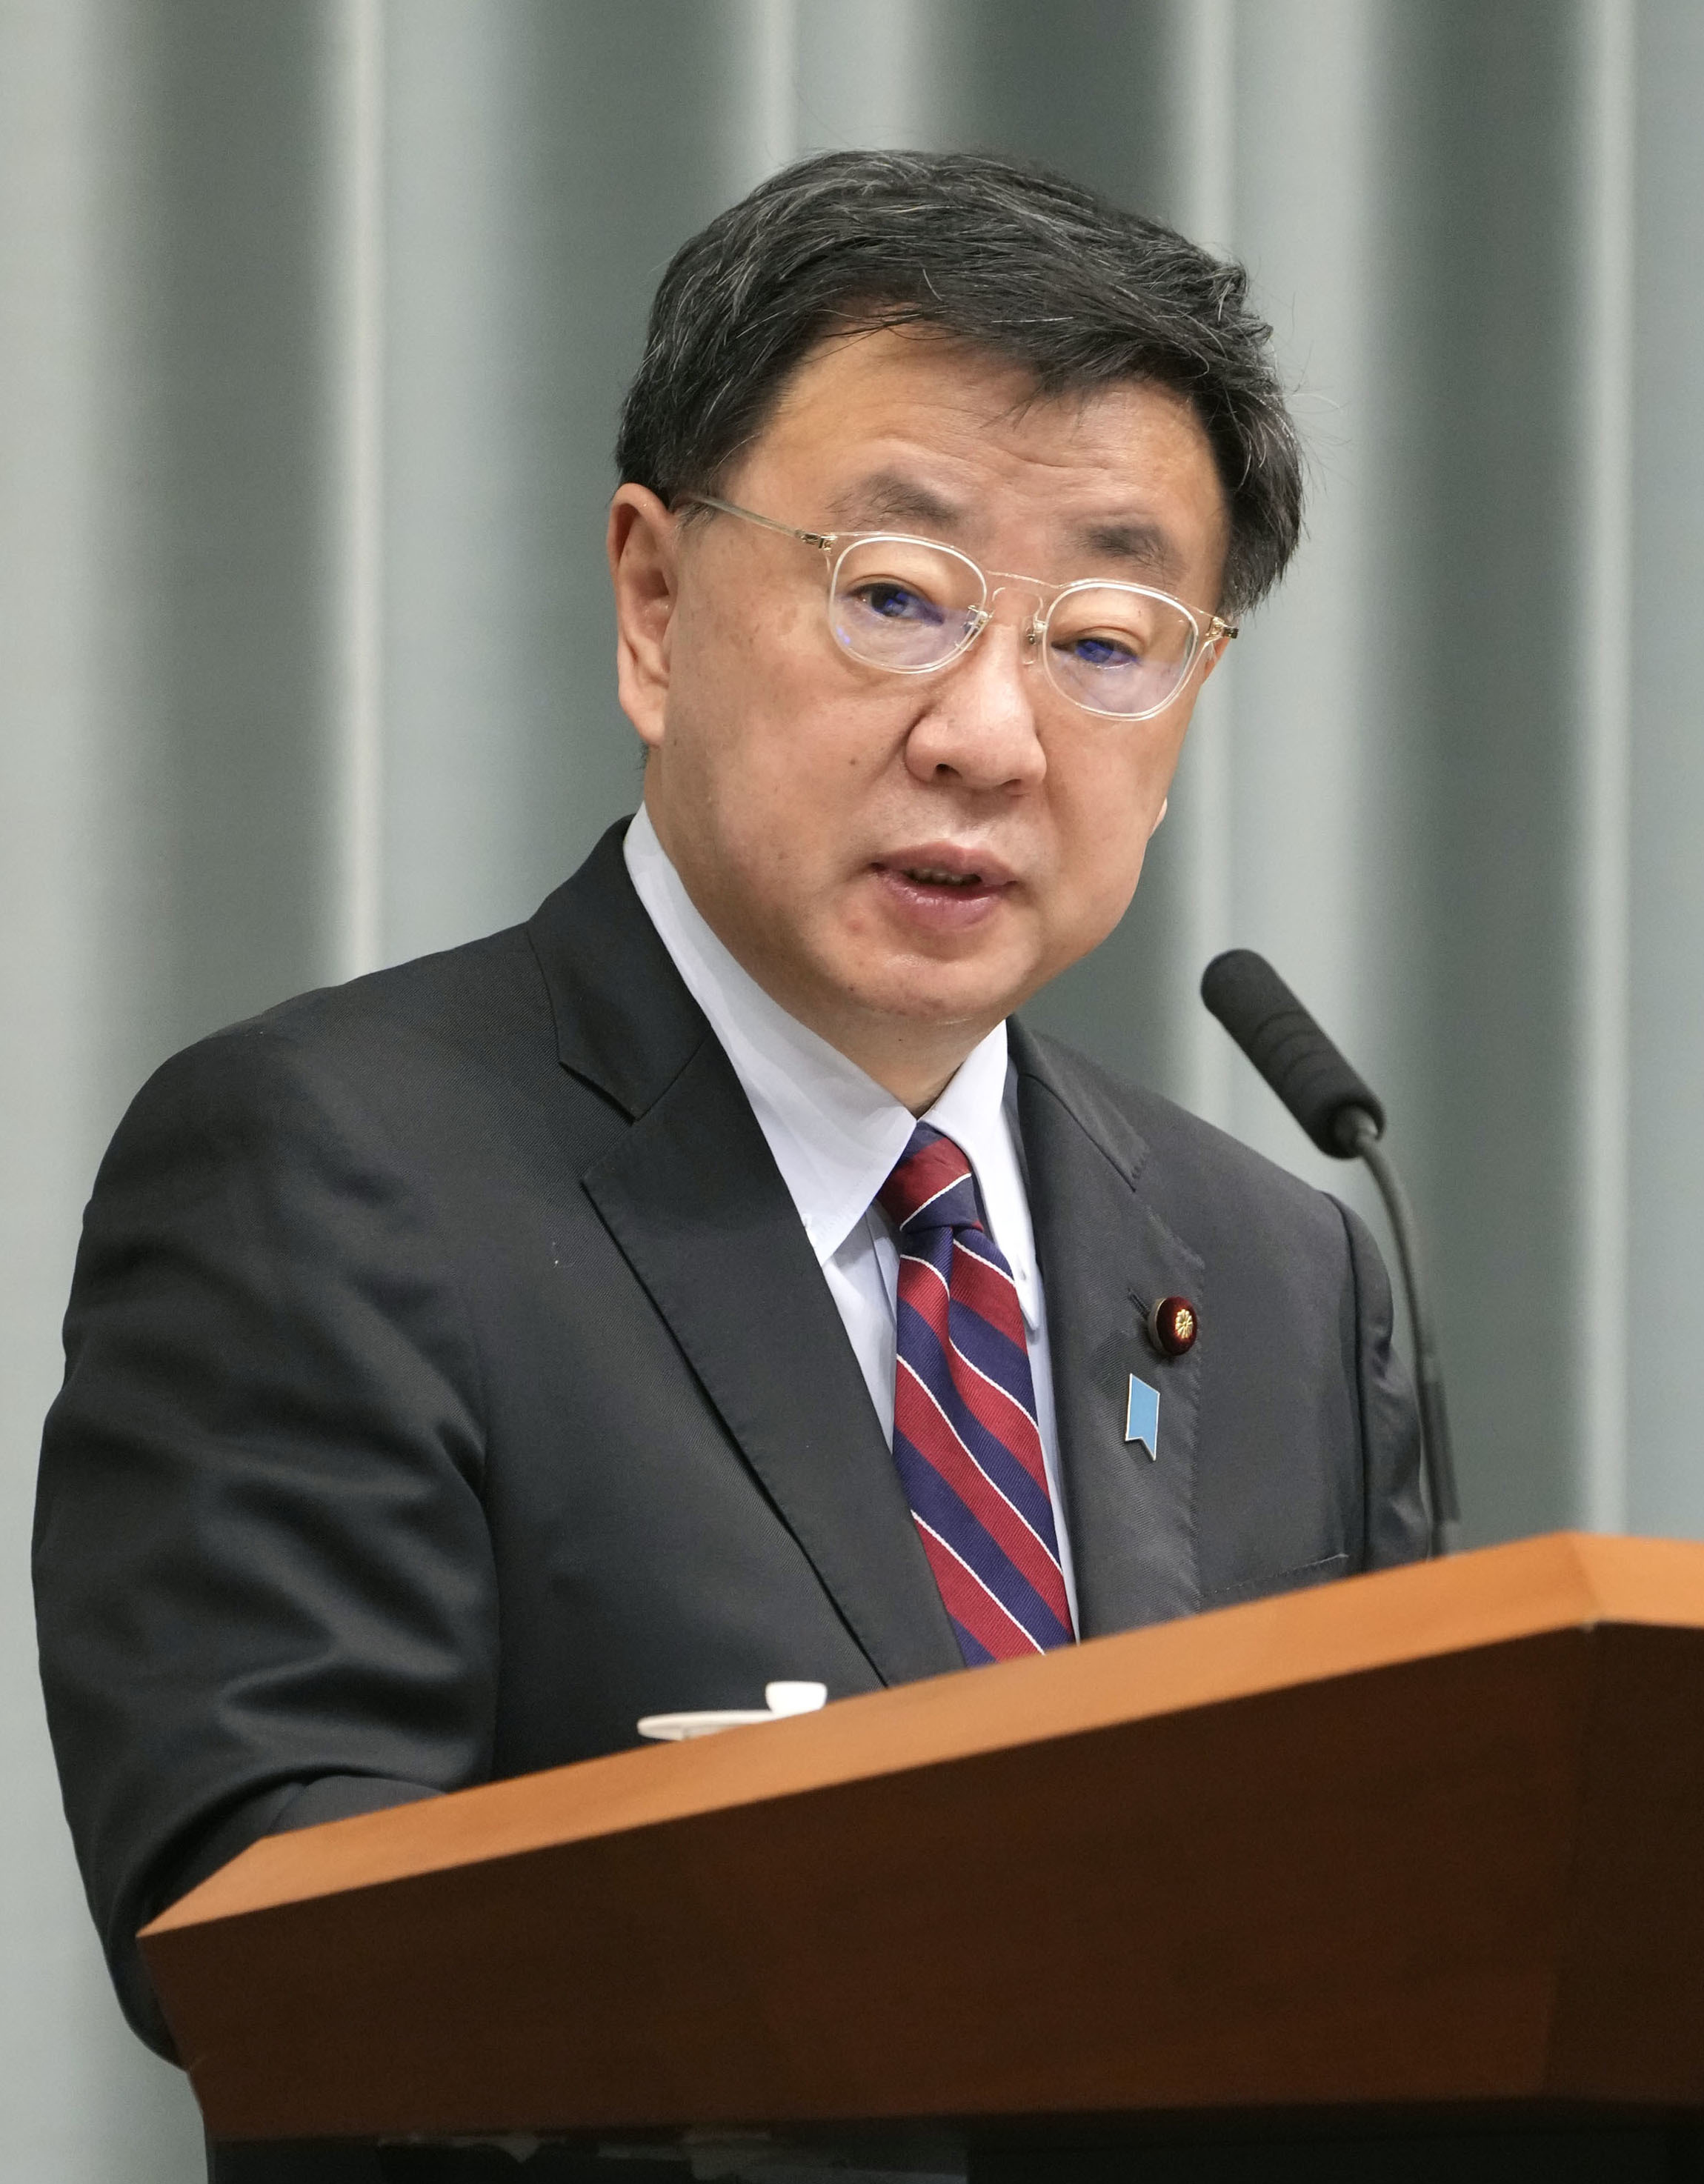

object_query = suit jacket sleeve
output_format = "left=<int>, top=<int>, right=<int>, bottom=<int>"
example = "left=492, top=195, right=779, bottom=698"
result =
left=33, top=1019, right=499, bottom=2056
left=1338, top=1196, right=1429, bottom=1568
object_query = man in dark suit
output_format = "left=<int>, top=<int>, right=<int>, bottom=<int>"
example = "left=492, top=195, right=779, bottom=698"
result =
left=35, top=150, right=1425, bottom=2174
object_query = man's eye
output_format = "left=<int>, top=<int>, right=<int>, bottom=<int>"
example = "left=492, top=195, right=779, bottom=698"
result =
left=855, top=582, right=942, bottom=625
left=1064, top=631, right=1140, bottom=669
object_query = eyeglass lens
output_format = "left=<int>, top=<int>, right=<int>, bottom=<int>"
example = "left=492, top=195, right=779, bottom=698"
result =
left=828, top=536, right=1199, bottom=719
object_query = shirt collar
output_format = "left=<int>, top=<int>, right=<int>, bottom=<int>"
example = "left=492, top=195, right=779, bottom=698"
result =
left=622, top=806, right=1039, bottom=1328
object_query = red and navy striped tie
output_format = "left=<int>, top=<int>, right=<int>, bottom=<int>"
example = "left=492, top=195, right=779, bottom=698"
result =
left=878, top=1122, right=1074, bottom=1665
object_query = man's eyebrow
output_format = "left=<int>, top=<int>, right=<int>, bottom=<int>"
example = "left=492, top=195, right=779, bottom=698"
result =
left=827, top=479, right=1192, bottom=586
left=826, top=473, right=965, bottom=533
left=1069, top=517, right=1187, bottom=585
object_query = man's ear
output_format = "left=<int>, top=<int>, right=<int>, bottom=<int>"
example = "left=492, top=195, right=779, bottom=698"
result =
left=1197, top=627, right=1231, bottom=688
left=608, top=484, right=679, bottom=751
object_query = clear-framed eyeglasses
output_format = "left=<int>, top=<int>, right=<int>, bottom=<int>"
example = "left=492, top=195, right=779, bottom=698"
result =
left=679, top=493, right=1237, bottom=722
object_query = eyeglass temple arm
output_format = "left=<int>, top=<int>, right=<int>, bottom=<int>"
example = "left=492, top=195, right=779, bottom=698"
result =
left=677, top=493, right=836, bottom=554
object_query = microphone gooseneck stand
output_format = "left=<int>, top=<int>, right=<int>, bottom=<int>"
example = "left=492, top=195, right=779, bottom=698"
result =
left=1200, top=949, right=1462, bottom=1559
left=1337, top=1106, right=1462, bottom=1556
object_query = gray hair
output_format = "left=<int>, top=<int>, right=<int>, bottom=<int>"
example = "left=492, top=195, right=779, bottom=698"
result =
left=616, top=149, right=1303, bottom=616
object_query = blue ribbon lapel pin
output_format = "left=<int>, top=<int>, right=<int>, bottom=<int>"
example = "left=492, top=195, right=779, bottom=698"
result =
left=1125, top=1374, right=1160, bottom=1461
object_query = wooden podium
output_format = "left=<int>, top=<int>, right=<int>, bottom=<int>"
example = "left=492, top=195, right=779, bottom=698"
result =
left=144, top=1534, right=1704, bottom=2178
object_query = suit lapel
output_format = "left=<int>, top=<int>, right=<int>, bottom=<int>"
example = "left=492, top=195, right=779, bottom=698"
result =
left=528, top=825, right=962, bottom=1688
left=1012, top=1025, right=1205, bottom=1638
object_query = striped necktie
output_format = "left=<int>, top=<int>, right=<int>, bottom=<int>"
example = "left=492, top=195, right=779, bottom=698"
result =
left=877, top=1122, right=1074, bottom=1665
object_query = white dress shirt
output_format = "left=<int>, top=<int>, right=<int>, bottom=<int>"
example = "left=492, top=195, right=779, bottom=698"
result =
left=624, top=805, right=1079, bottom=1630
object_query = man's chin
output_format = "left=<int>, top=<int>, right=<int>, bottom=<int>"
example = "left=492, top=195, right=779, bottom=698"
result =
left=838, top=956, right=1039, bottom=1033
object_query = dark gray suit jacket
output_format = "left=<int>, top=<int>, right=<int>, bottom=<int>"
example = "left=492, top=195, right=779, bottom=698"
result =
left=35, top=819, right=1425, bottom=2134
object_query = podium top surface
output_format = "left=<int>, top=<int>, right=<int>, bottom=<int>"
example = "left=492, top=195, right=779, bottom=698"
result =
left=147, top=1530, right=1704, bottom=1937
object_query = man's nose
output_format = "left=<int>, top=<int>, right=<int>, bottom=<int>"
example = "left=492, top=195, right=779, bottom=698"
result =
left=902, top=608, right=1048, bottom=792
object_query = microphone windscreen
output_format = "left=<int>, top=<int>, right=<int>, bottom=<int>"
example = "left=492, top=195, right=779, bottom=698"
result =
left=1199, top=949, right=1385, bottom=1157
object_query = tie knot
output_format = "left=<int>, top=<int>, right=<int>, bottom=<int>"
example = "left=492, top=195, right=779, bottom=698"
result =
left=877, top=1124, right=982, bottom=1235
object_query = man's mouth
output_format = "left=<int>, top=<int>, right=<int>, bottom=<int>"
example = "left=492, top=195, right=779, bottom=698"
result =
left=873, top=844, right=1016, bottom=891
left=898, top=865, right=984, bottom=889
left=868, top=849, right=1016, bottom=929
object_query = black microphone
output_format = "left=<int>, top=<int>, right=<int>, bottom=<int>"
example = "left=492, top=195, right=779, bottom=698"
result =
left=1201, top=949, right=1462, bottom=1558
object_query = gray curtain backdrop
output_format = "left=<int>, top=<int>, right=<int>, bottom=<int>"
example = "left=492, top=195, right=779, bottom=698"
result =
left=4, top=1, right=1700, bottom=2174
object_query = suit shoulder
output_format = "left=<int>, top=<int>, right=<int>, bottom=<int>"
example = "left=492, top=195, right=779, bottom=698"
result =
left=1016, top=1025, right=1347, bottom=1248
left=234, top=920, right=545, bottom=1061
left=150, top=922, right=545, bottom=1092
left=104, top=922, right=570, bottom=1183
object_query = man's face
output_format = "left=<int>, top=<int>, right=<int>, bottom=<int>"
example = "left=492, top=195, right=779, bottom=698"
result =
left=610, top=327, right=1230, bottom=1084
